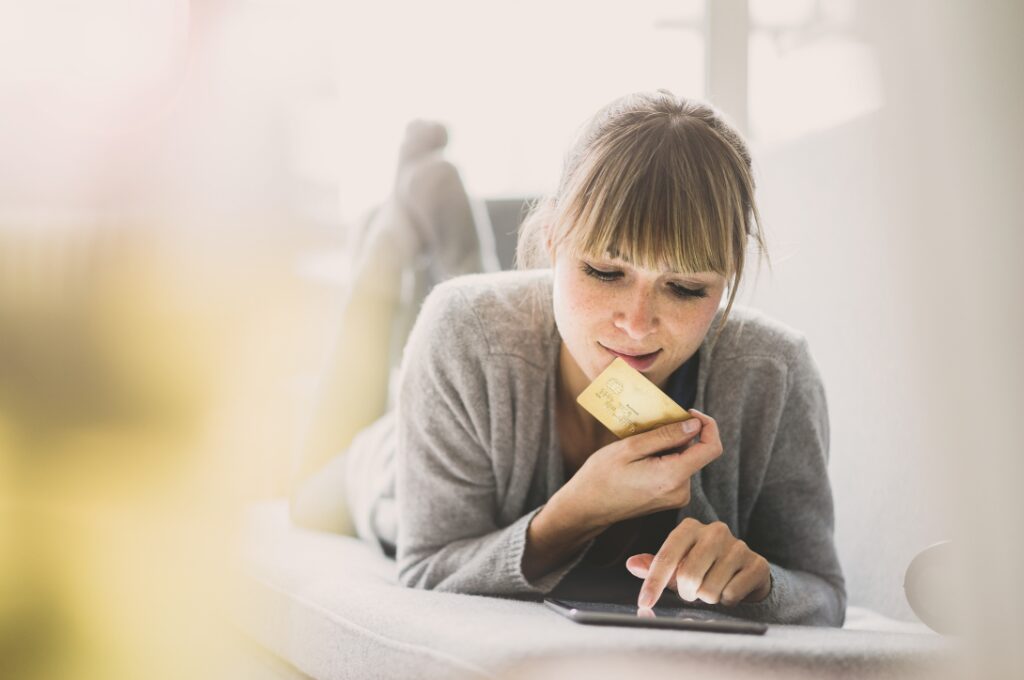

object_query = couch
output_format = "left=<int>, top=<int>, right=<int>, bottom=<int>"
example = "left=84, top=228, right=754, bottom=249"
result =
left=236, top=500, right=954, bottom=680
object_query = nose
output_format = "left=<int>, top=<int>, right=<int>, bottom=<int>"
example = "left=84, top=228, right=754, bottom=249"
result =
left=613, top=286, right=658, bottom=340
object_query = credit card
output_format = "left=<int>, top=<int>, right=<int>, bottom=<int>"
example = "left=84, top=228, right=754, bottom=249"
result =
left=576, top=357, right=692, bottom=438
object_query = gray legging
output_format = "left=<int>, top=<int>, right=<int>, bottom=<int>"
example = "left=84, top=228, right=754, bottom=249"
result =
left=289, top=123, right=490, bottom=552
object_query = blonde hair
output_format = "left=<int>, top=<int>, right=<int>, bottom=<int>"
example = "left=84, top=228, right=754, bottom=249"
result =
left=516, top=90, right=769, bottom=347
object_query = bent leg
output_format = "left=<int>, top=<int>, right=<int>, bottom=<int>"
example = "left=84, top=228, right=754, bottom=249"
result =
left=290, top=120, right=492, bottom=537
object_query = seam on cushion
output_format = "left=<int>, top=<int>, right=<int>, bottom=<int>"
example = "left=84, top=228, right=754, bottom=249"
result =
left=249, top=574, right=499, bottom=680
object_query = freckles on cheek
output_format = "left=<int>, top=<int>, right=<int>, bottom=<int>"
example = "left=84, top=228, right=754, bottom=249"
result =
left=570, top=289, right=607, bottom=333
left=573, top=286, right=601, bottom=309
left=558, top=278, right=601, bottom=344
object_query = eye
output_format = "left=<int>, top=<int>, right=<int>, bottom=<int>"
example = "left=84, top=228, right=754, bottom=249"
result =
left=668, top=282, right=708, bottom=300
left=580, top=262, right=622, bottom=282
left=583, top=262, right=710, bottom=300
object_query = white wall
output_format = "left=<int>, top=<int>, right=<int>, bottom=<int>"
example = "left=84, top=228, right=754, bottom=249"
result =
left=878, top=3, right=1023, bottom=674
left=736, top=3, right=1024, bottom=673
left=736, top=111, right=949, bottom=621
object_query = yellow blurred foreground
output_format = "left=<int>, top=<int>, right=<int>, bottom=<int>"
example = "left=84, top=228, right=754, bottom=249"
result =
left=0, top=224, right=327, bottom=679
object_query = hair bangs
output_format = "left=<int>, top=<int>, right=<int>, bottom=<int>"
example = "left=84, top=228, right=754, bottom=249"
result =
left=554, top=129, right=739, bottom=279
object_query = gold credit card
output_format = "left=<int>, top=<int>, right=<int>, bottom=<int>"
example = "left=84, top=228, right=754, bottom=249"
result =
left=576, top=357, right=692, bottom=438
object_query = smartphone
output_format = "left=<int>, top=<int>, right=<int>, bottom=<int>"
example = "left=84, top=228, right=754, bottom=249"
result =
left=544, top=598, right=768, bottom=635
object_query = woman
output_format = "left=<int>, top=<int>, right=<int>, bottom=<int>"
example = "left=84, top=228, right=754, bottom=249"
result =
left=314, top=90, right=845, bottom=627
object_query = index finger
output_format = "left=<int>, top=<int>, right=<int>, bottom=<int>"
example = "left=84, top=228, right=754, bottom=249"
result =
left=638, top=526, right=699, bottom=609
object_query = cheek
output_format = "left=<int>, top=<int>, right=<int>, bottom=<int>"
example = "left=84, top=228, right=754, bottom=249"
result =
left=692, top=299, right=722, bottom=327
left=664, top=299, right=722, bottom=347
left=552, top=273, right=605, bottom=363
left=554, top=270, right=600, bottom=326
left=566, top=282, right=605, bottom=317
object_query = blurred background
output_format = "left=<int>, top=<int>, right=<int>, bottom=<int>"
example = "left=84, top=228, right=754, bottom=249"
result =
left=0, top=0, right=1020, bottom=678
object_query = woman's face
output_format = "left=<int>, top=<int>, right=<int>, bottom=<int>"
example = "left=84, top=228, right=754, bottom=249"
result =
left=551, top=246, right=727, bottom=390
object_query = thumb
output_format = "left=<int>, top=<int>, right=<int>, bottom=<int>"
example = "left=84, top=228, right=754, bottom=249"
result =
left=625, top=553, right=654, bottom=577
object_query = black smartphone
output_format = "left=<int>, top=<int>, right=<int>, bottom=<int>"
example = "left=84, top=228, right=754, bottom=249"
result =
left=544, top=598, right=768, bottom=635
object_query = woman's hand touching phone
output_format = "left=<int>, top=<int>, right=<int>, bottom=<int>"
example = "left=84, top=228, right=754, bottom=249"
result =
left=625, top=516, right=772, bottom=609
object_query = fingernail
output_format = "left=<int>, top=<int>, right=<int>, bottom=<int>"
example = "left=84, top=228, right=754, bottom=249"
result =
left=683, top=418, right=700, bottom=433
left=638, top=590, right=654, bottom=609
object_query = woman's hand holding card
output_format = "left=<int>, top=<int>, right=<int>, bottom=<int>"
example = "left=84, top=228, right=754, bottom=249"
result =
left=564, top=416, right=718, bottom=529
left=561, top=357, right=725, bottom=534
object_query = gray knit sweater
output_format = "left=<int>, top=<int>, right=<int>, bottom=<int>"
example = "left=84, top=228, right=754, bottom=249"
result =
left=391, top=269, right=846, bottom=626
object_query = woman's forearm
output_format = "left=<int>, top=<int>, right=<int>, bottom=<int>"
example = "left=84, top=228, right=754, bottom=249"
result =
left=522, top=491, right=607, bottom=584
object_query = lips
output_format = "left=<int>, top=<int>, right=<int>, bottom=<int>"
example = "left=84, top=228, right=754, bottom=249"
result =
left=601, top=344, right=662, bottom=371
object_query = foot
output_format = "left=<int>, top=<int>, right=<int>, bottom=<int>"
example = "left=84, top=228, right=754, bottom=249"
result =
left=393, top=121, right=485, bottom=282
left=397, top=119, right=448, bottom=166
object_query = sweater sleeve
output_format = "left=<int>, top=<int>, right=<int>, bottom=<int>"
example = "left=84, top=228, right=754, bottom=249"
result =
left=724, top=337, right=847, bottom=627
left=393, top=284, right=590, bottom=596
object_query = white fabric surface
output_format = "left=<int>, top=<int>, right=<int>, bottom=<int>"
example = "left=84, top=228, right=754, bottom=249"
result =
left=236, top=500, right=956, bottom=680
